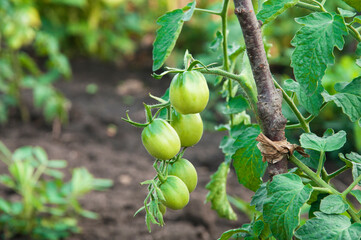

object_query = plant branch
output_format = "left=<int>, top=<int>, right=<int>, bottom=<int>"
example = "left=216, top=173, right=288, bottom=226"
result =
left=316, top=151, right=325, bottom=176
left=221, top=0, right=235, bottom=126
left=296, top=2, right=322, bottom=12
left=195, top=8, right=221, bottom=15
left=326, top=165, right=349, bottom=182
left=273, top=79, right=310, bottom=133
left=233, top=0, right=289, bottom=177
left=233, top=0, right=288, bottom=177
left=289, top=155, right=338, bottom=193
left=342, top=174, right=361, bottom=198
left=198, top=68, right=258, bottom=114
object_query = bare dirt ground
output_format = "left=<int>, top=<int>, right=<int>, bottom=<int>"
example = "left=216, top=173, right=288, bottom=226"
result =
left=0, top=59, right=254, bottom=240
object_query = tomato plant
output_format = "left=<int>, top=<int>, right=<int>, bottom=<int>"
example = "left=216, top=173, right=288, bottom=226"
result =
left=125, top=0, right=361, bottom=238
left=168, top=158, right=198, bottom=193
left=170, top=110, right=203, bottom=147
left=169, top=70, right=209, bottom=114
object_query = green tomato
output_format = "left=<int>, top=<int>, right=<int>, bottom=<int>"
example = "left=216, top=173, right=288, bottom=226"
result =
left=168, top=158, right=197, bottom=193
left=141, top=119, right=180, bottom=160
left=170, top=110, right=203, bottom=147
left=159, top=175, right=189, bottom=210
left=169, top=71, right=209, bottom=114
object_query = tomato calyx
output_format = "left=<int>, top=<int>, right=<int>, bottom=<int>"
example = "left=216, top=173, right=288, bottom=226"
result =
left=121, top=110, right=149, bottom=128
left=121, top=98, right=170, bottom=128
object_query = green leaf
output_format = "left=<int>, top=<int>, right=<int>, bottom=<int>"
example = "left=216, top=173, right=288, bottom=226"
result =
left=295, top=212, right=361, bottom=239
left=47, top=160, right=67, bottom=168
left=308, top=193, right=328, bottom=219
left=291, top=12, right=348, bottom=95
left=232, top=125, right=266, bottom=192
left=343, top=152, right=361, bottom=185
left=354, top=16, right=361, bottom=25
left=351, top=189, right=361, bottom=204
left=300, top=129, right=346, bottom=152
left=322, top=77, right=361, bottom=124
left=357, top=59, right=361, bottom=68
left=50, top=0, right=86, bottom=7
left=250, top=182, right=267, bottom=212
left=295, top=149, right=320, bottom=170
left=210, top=31, right=223, bottom=52
left=0, top=199, right=11, bottom=214
left=337, top=8, right=356, bottom=18
left=218, top=228, right=250, bottom=240
left=33, top=147, right=48, bottom=164
left=283, top=79, right=324, bottom=115
left=205, top=162, right=237, bottom=220
left=182, top=1, right=196, bottom=21
left=320, top=194, right=349, bottom=214
left=257, top=0, right=299, bottom=25
left=356, top=42, right=361, bottom=56
left=263, top=173, right=313, bottom=240
left=343, top=0, right=361, bottom=11
left=152, top=1, right=196, bottom=71
left=222, top=95, right=249, bottom=115
left=219, top=220, right=264, bottom=240
left=80, top=210, right=98, bottom=219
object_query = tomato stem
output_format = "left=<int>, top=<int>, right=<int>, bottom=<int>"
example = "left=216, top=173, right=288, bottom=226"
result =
left=154, top=161, right=167, bottom=183
left=316, top=151, right=325, bottom=176
left=144, top=103, right=154, bottom=123
left=121, top=111, right=149, bottom=128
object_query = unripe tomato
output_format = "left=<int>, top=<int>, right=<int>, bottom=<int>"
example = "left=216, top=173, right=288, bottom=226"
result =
left=159, top=175, right=189, bottom=210
left=169, top=71, right=209, bottom=114
left=168, top=158, right=197, bottom=192
left=170, top=110, right=203, bottom=147
left=141, top=119, right=180, bottom=160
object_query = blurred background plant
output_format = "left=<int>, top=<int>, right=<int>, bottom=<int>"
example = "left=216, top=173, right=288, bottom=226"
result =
left=0, top=141, right=113, bottom=240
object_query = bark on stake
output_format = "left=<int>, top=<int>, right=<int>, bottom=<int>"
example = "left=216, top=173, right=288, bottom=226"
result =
left=233, top=0, right=288, bottom=177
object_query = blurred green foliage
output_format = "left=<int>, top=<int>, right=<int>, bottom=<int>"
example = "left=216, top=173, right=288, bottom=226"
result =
left=0, top=141, right=113, bottom=240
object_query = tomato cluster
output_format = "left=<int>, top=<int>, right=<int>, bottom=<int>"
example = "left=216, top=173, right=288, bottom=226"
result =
left=139, top=70, right=208, bottom=212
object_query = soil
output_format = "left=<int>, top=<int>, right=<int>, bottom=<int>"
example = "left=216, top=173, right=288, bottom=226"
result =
left=0, top=59, right=254, bottom=240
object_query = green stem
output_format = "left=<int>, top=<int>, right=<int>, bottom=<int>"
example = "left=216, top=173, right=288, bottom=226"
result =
left=305, top=102, right=328, bottom=123
left=10, top=50, right=29, bottom=123
left=321, top=168, right=328, bottom=181
left=194, top=8, right=221, bottom=15
left=285, top=123, right=303, bottom=129
left=342, top=174, right=361, bottom=198
left=220, top=0, right=235, bottom=126
left=291, top=155, right=361, bottom=222
left=221, top=0, right=230, bottom=72
left=296, top=2, right=322, bottom=12
left=308, top=0, right=326, bottom=11
left=273, top=80, right=310, bottom=133
left=326, top=165, right=349, bottom=182
left=198, top=68, right=258, bottom=114
left=229, top=46, right=246, bottom=61
left=316, top=151, right=325, bottom=176
left=313, top=187, right=332, bottom=194
left=348, top=25, right=361, bottom=42
left=144, top=103, right=153, bottom=123
left=289, top=155, right=339, bottom=194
